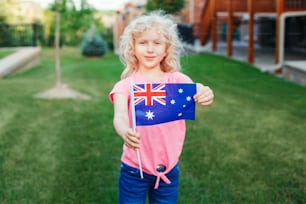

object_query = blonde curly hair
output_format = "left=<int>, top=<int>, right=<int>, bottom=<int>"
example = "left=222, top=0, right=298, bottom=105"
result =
left=119, top=10, right=184, bottom=79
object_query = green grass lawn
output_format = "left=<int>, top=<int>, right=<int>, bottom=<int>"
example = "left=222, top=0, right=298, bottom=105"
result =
left=0, top=49, right=16, bottom=59
left=0, top=47, right=305, bottom=203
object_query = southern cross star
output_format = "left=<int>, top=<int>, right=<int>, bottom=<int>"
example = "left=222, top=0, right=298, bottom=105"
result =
left=145, top=110, right=155, bottom=120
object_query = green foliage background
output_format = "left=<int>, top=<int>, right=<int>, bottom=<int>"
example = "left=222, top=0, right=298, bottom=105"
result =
left=146, top=0, right=185, bottom=14
left=46, top=0, right=105, bottom=47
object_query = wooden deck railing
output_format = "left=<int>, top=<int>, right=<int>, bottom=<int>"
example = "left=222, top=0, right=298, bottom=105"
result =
left=212, top=0, right=306, bottom=12
left=285, top=0, right=306, bottom=10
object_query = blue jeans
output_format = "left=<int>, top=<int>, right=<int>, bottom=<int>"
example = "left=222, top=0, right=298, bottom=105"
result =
left=118, top=162, right=180, bottom=204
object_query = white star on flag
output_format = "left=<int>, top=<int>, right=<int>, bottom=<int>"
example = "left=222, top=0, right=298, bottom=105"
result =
left=145, top=110, right=155, bottom=120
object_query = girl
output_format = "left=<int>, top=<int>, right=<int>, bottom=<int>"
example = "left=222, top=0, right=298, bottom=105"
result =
left=109, top=11, right=214, bottom=204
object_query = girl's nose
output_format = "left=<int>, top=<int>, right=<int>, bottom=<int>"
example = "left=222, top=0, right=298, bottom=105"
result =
left=146, top=43, right=153, bottom=52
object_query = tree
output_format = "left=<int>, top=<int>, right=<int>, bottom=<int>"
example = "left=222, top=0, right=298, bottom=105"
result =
left=46, top=0, right=102, bottom=46
left=0, top=0, right=7, bottom=23
left=81, top=24, right=107, bottom=57
left=146, top=0, right=185, bottom=14
left=35, top=0, right=89, bottom=100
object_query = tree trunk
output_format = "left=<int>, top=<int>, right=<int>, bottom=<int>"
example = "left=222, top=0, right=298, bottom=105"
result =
left=55, top=0, right=61, bottom=87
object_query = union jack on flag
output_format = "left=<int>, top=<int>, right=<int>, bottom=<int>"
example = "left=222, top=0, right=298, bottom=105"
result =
left=134, top=83, right=166, bottom=106
left=132, top=83, right=196, bottom=126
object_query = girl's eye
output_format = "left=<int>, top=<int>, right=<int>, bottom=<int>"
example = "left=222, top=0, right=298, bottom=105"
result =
left=139, top=41, right=146, bottom=44
left=154, top=42, right=161, bottom=45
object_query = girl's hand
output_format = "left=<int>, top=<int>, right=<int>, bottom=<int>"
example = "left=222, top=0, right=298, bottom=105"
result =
left=194, top=83, right=214, bottom=106
left=123, top=128, right=140, bottom=150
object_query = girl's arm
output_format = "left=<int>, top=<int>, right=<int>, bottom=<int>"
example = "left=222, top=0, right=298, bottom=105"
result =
left=113, top=93, right=140, bottom=149
left=194, top=83, right=214, bottom=106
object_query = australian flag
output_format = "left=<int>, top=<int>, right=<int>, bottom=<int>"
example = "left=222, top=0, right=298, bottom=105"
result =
left=132, top=83, right=196, bottom=126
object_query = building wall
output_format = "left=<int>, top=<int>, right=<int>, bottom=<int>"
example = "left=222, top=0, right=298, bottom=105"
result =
left=113, top=3, right=144, bottom=53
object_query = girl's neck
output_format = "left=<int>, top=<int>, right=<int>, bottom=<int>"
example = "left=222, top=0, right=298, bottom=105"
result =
left=137, top=68, right=165, bottom=83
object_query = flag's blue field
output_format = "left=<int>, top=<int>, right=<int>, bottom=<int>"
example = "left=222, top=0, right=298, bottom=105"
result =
left=133, top=83, right=196, bottom=126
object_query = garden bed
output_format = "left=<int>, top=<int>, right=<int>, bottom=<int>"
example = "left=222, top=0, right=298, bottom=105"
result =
left=284, top=60, right=306, bottom=86
left=0, top=47, right=41, bottom=78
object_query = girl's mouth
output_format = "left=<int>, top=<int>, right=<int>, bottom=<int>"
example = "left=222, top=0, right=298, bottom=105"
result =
left=145, top=56, right=155, bottom=60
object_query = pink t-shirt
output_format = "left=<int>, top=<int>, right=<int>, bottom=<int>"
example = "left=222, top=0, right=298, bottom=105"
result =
left=109, top=71, right=193, bottom=188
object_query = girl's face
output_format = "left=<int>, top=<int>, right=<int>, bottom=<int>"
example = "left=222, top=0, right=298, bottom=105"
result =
left=134, top=29, right=167, bottom=71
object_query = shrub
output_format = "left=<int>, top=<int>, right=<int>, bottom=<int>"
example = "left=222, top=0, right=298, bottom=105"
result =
left=81, top=25, right=107, bottom=57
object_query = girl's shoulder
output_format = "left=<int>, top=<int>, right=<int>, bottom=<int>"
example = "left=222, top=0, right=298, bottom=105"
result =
left=109, top=77, right=132, bottom=103
left=114, top=76, right=132, bottom=87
